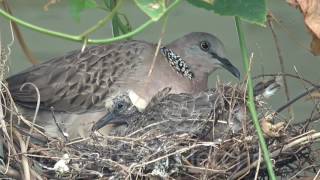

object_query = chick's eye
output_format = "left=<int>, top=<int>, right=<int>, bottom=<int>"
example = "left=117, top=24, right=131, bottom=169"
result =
left=200, top=41, right=210, bottom=51
left=116, top=102, right=124, bottom=110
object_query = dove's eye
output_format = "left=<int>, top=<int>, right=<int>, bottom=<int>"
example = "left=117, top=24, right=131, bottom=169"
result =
left=200, top=41, right=210, bottom=51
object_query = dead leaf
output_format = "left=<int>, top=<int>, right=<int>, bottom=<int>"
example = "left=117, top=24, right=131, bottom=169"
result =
left=311, top=33, right=320, bottom=55
left=261, top=114, right=286, bottom=138
left=287, top=0, right=320, bottom=55
left=287, top=0, right=299, bottom=7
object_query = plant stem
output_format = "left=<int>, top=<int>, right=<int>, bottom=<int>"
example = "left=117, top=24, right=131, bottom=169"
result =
left=0, top=0, right=181, bottom=44
left=0, top=8, right=82, bottom=41
left=88, top=19, right=153, bottom=44
left=88, top=0, right=181, bottom=44
left=79, top=0, right=124, bottom=38
left=234, top=16, right=276, bottom=180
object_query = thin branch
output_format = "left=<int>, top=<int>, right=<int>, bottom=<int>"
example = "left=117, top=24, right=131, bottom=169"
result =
left=288, top=165, right=320, bottom=180
left=254, top=145, right=261, bottom=180
left=267, top=13, right=293, bottom=116
left=147, top=14, right=168, bottom=78
left=233, top=131, right=320, bottom=179
left=0, top=0, right=182, bottom=44
left=270, top=11, right=310, bottom=52
left=313, top=168, right=320, bottom=180
left=19, top=83, right=41, bottom=148
left=13, top=129, right=31, bottom=180
left=0, top=164, right=21, bottom=179
left=0, top=81, right=45, bottom=137
left=50, top=107, right=68, bottom=141
left=253, top=73, right=318, bottom=88
left=79, top=0, right=124, bottom=38
left=293, top=66, right=320, bottom=114
left=1, top=0, right=39, bottom=64
left=276, top=86, right=319, bottom=114
left=130, top=143, right=217, bottom=169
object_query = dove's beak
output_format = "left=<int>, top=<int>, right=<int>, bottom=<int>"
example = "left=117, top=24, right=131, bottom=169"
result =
left=210, top=52, right=241, bottom=80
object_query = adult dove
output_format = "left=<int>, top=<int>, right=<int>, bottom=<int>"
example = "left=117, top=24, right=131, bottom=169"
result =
left=6, top=32, right=240, bottom=138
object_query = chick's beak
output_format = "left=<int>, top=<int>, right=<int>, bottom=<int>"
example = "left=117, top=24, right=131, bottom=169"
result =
left=91, top=112, right=127, bottom=131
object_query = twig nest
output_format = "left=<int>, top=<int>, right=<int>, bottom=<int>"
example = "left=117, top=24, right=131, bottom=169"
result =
left=2, top=83, right=319, bottom=179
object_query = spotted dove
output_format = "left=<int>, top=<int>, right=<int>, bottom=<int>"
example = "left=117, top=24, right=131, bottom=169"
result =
left=6, top=32, right=240, bottom=138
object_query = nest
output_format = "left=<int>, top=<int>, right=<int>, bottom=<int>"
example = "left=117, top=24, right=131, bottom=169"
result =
left=1, top=84, right=320, bottom=180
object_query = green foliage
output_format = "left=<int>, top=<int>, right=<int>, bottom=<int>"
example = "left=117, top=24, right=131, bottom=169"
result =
left=134, top=0, right=166, bottom=21
left=187, top=0, right=267, bottom=26
left=111, top=15, right=132, bottom=36
left=104, top=0, right=132, bottom=37
left=69, top=0, right=97, bottom=21
left=0, top=0, right=268, bottom=43
left=104, top=0, right=121, bottom=36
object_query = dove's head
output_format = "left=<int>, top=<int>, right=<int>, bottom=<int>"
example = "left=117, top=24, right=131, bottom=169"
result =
left=167, top=32, right=240, bottom=80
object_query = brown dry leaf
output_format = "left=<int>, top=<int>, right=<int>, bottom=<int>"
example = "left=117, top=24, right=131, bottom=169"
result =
left=287, top=0, right=299, bottom=7
left=261, top=114, right=286, bottom=138
left=311, top=34, right=320, bottom=55
left=287, top=0, right=320, bottom=55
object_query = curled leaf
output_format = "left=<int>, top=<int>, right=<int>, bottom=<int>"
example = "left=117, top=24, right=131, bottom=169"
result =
left=261, top=114, right=286, bottom=138
left=134, top=0, right=166, bottom=21
left=288, top=0, right=320, bottom=55
left=187, top=0, right=267, bottom=26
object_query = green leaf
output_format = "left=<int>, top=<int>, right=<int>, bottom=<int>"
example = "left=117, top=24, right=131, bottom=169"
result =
left=186, top=0, right=215, bottom=10
left=134, top=0, right=166, bottom=21
left=187, top=0, right=267, bottom=26
left=69, top=0, right=97, bottom=21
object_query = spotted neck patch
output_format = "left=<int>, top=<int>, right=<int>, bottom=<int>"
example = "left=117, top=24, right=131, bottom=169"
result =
left=160, top=47, right=194, bottom=80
